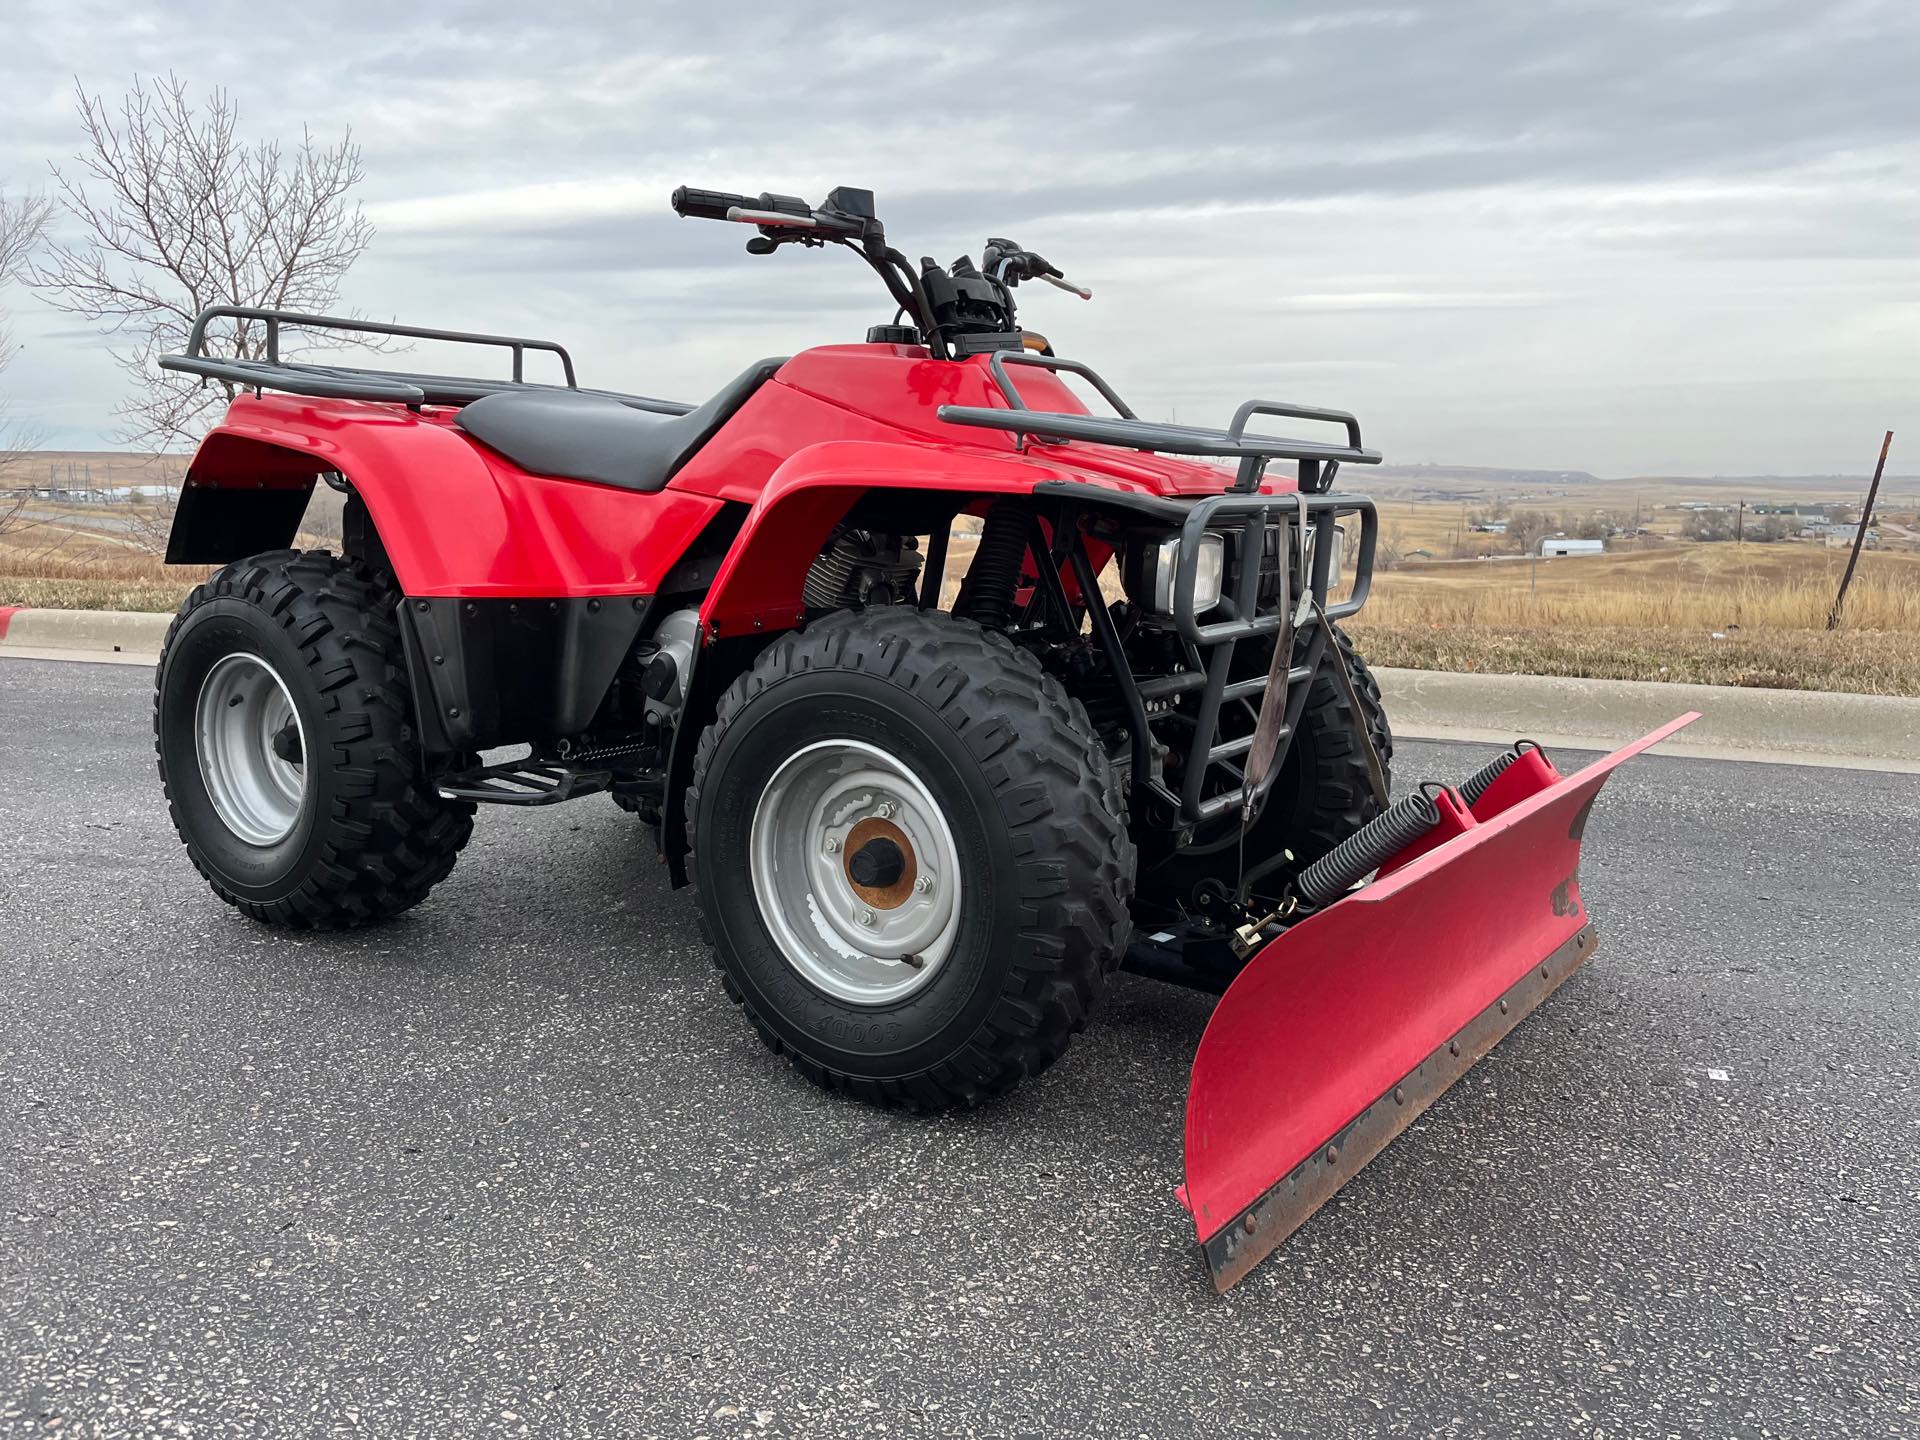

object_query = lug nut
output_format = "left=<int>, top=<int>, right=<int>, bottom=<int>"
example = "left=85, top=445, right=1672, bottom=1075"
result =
left=875, top=802, right=894, bottom=820
left=914, top=876, right=931, bottom=894
left=858, top=909, right=875, bottom=926
left=824, top=836, right=839, bottom=853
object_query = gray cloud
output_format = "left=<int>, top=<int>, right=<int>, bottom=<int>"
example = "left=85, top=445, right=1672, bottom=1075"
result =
left=1, top=0, right=1915, bottom=471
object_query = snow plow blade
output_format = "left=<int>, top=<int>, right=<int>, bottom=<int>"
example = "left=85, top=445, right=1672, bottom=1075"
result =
left=1182, top=713, right=1700, bottom=1292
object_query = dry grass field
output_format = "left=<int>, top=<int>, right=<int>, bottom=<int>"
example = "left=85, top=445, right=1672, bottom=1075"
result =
left=0, top=541, right=208, bottom=611
left=1347, top=544, right=1920, bottom=695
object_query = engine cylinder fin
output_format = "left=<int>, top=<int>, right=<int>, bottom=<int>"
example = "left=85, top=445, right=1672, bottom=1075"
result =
left=802, top=527, right=924, bottom=610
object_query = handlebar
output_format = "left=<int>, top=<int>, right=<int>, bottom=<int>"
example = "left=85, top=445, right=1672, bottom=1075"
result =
left=670, top=185, right=1087, bottom=362
left=672, top=186, right=835, bottom=231
left=670, top=186, right=755, bottom=222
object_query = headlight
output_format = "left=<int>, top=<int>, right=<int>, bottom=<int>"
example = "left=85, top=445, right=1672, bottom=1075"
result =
left=1124, top=531, right=1226, bottom=616
left=1302, top=522, right=1347, bottom=588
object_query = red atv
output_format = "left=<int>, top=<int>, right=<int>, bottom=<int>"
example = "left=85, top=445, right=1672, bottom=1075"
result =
left=154, top=184, right=1693, bottom=1288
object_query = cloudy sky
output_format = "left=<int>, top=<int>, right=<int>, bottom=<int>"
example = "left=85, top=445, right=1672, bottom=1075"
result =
left=1, top=0, right=1915, bottom=475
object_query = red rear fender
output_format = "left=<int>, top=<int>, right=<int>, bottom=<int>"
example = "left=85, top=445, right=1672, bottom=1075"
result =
left=172, top=394, right=723, bottom=597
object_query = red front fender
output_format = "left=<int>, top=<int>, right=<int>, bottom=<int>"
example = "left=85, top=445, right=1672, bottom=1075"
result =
left=698, top=440, right=1115, bottom=636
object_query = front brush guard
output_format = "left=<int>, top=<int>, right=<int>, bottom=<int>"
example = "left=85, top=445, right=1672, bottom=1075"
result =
left=1179, top=713, right=1700, bottom=1291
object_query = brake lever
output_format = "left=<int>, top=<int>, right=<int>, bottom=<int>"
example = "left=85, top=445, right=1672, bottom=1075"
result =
left=1038, top=271, right=1092, bottom=300
left=986, top=242, right=1092, bottom=299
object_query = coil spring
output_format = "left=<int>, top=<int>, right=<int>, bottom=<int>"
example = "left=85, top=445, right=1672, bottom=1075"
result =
left=1457, top=739, right=1540, bottom=807
left=1294, top=787, right=1443, bottom=908
left=955, top=501, right=1030, bottom=630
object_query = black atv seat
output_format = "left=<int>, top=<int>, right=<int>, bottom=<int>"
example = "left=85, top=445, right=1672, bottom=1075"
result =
left=455, top=357, right=788, bottom=492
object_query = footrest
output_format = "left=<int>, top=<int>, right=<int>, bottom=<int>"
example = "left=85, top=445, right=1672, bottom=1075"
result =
left=436, top=761, right=612, bottom=805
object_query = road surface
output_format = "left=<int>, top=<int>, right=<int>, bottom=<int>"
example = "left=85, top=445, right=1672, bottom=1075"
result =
left=2, top=657, right=1914, bottom=1437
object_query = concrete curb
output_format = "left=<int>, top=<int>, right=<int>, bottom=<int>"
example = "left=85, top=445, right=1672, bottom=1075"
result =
left=1378, top=667, right=1920, bottom=773
left=0, top=607, right=172, bottom=662
left=1, top=610, right=1914, bottom=772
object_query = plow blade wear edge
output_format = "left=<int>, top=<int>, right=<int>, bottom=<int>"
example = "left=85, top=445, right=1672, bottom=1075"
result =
left=1182, top=712, right=1700, bottom=1292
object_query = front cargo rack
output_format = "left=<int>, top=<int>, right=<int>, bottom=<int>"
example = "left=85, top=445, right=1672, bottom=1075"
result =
left=937, top=350, right=1382, bottom=494
left=936, top=353, right=1384, bottom=832
left=158, top=305, right=691, bottom=413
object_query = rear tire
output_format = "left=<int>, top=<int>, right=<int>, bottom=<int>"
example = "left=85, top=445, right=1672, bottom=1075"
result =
left=154, top=549, right=474, bottom=928
left=686, top=608, right=1132, bottom=1111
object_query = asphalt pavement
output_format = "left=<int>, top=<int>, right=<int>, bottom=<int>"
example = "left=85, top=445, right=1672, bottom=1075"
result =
left=1, top=656, right=1915, bottom=1438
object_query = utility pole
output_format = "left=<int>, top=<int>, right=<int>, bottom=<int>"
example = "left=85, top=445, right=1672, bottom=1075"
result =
left=1735, top=498, right=1744, bottom=544
left=1826, top=430, right=1893, bottom=631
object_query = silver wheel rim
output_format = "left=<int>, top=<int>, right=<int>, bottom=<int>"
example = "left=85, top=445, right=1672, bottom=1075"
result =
left=749, top=738, right=963, bottom=1006
left=193, top=652, right=308, bottom=847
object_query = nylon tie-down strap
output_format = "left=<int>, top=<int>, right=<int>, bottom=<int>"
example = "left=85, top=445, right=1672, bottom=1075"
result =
left=1242, top=496, right=1310, bottom=810
left=1244, top=499, right=1389, bottom=814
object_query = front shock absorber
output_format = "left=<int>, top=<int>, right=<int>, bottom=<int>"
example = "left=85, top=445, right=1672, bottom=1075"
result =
left=954, top=500, right=1031, bottom=630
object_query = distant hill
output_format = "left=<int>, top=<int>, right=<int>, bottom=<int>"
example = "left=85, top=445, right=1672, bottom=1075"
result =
left=1371, top=464, right=1604, bottom=488
left=7, top=451, right=191, bottom=492
left=1372, top=462, right=1914, bottom=494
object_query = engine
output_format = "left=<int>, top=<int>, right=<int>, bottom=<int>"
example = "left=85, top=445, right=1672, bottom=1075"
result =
left=802, top=528, right=924, bottom=610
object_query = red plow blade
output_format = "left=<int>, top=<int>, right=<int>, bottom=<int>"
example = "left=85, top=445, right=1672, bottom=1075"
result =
left=1182, top=713, right=1699, bottom=1291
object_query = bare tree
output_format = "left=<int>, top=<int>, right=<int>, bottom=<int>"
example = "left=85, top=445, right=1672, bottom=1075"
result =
left=1375, top=523, right=1408, bottom=571
left=1682, top=508, right=1735, bottom=542
left=0, top=186, right=53, bottom=517
left=1504, top=509, right=1553, bottom=556
left=0, top=186, right=51, bottom=312
left=30, top=75, right=374, bottom=450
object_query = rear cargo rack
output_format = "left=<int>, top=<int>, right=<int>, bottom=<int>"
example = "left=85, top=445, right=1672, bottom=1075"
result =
left=158, top=305, right=691, bottom=413
left=937, top=350, right=1382, bottom=493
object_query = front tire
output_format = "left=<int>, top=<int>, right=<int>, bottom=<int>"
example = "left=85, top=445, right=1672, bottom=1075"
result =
left=154, top=549, right=473, bottom=928
left=1136, top=623, right=1393, bottom=914
left=686, top=608, right=1132, bottom=1111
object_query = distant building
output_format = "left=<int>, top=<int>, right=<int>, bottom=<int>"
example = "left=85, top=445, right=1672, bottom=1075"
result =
left=1755, top=503, right=1836, bottom=518
left=1802, top=520, right=1862, bottom=540
left=1541, top=538, right=1605, bottom=557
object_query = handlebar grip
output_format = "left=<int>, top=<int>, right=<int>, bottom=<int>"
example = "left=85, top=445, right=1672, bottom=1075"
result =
left=671, top=186, right=755, bottom=221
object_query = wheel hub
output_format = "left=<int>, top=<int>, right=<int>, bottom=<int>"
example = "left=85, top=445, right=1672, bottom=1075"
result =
left=193, top=652, right=308, bottom=847
left=844, top=820, right=915, bottom=907
left=749, top=739, right=961, bottom=1006
left=269, top=720, right=304, bottom=765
